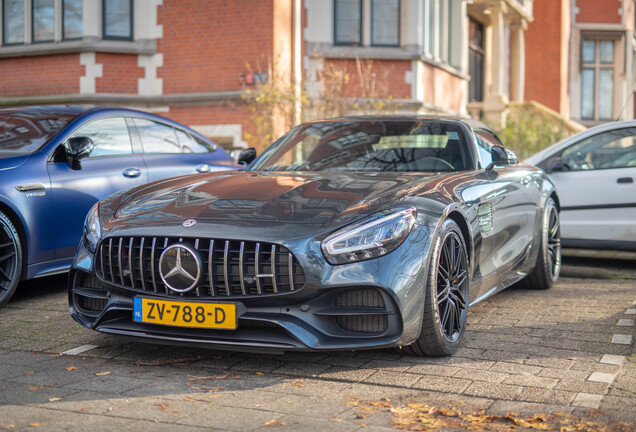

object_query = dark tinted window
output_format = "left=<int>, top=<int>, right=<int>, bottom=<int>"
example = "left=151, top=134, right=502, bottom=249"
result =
left=562, top=127, right=636, bottom=171
left=0, top=111, right=76, bottom=154
left=133, top=118, right=180, bottom=154
left=251, top=120, right=469, bottom=172
left=71, top=117, right=133, bottom=157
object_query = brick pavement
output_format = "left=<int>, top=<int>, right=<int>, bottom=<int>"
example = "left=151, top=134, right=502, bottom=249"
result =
left=0, top=254, right=634, bottom=431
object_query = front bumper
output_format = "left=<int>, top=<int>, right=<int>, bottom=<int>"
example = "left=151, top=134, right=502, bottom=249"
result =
left=69, top=224, right=434, bottom=353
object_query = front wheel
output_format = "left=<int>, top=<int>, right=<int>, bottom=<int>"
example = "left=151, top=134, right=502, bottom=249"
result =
left=0, top=211, right=22, bottom=307
left=403, top=219, right=469, bottom=357
left=519, top=197, right=561, bottom=290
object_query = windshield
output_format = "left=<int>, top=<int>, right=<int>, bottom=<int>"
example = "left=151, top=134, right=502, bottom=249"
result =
left=0, top=111, right=77, bottom=155
left=249, top=120, right=470, bottom=172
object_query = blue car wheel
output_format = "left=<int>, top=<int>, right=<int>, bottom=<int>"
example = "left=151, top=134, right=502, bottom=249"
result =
left=0, top=211, right=21, bottom=307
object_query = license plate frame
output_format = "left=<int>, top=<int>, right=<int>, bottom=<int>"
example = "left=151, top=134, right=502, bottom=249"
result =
left=133, top=297, right=237, bottom=330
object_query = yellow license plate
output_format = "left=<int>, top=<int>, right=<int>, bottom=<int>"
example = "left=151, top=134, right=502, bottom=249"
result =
left=133, top=297, right=237, bottom=330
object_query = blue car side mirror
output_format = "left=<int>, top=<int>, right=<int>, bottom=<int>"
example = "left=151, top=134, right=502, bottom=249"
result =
left=64, top=136, right=94, bottom=170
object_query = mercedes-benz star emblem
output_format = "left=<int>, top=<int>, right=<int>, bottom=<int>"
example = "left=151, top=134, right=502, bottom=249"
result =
left=159, top=244, right=202, bottom=293
left=182, top=219, right=197, bottom=228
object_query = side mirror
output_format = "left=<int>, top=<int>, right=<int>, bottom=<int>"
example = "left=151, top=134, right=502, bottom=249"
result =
left=64, top=136, right=94, bottom=170
left=237, top=148, right=257, bottom=165
left=486, top=146, right=514, bottom=170
left=546, top=157, right=563, bottom=173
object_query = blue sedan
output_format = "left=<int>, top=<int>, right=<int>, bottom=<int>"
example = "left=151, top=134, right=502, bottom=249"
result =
left=0, top=105, right=238, bottom=306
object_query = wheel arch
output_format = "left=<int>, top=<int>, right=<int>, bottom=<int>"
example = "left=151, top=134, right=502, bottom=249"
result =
left=446, top=211, right=472, bottom=264
left=0, top=201, right=27, bottom=281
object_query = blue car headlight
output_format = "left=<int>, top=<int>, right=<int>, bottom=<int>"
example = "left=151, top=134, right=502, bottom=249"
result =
left=321, top=207, right=416, bottom=265
left=83, top=202, right=102, bottom=254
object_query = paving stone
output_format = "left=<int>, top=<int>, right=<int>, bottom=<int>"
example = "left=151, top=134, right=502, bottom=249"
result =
left=617, top=319, right=635, bottom=327
left=625, top=308, right=636, bottom=315
left=502, top=374, right=558, bottom=389
left=555, top=378, right=609, bottom=394
left=462, top=381, right=523, bottom=399
left=453, top=368, right=509, bottom=383
left=515, top=387, right=577, bottom=405
left=318, top=366, right=377, bottom=382
left=588, top=372, right=616, bottom=384
left=488, top=361, right=543, bottom=376
left=403, top=363, right=461, bottom=377
left=362, top=371, right=421, bottom=388
left=611, top=334, right=633, bottom=345
left=599, top=354, right=625, bottom=365
left=410, top=375, right=472, bottom=394
left=572, top=392, right=603, bottom=409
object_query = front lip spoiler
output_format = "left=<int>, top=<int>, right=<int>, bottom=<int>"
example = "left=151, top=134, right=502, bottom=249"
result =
left=97, top=327, right=298, bottom=354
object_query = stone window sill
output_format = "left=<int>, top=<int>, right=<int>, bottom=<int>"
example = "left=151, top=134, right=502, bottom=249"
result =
left=0, top=37, right=156, bottom=58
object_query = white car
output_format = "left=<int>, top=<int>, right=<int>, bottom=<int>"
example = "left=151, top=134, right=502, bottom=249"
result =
left=525, top=121, right=636, bottom=251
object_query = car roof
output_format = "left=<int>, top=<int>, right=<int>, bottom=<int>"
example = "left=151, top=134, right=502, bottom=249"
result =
left=302, top=115, right=491, bottom=132
left=0, top=105, right=102, bottom=117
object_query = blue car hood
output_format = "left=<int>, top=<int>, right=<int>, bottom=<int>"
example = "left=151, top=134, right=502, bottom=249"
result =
left=0, top=153, right=30, bottom=170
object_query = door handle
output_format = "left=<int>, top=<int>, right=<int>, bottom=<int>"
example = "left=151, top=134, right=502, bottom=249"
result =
left=122, top=168, right=141, bottom=178
left=196, top=164, right=211, bottom=173
left=617, top=177, right=633, bottom=184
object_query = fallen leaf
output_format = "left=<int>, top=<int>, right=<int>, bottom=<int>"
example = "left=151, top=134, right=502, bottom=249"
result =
left=48, top=397, right=62, bottom=402
left=292, top=381, right=305, bottom=387
left=255, top=372, right=264, bottom=375
left=184, top=397, right=208, bottom=402
left=94, top=371, right=111, bottom=376
left=263, top=419, right=286, bottom=427
left=2, top=425, right=16, bottom=430
left=154, top=403, right=182, bottom=413
left=354, top=422, right=367, bottom=427
left=329, top=418, right=342, bottom=422
left=370, top=400, right=390, bottom=408
left=23, top=370, right=34, bottom=375
left=47, top=354, right=60, bottom=357
left=438, top=408, right=458, bottom=417
left=78, top=408, right=90, bottom=412
left=356, top=412, right=371, bottom=419
left=567, top=357, right=576, bottom=360
left=287, top=401, right=294, bottom=404
left=29, top=423, right=42, bottom=427
left=28, top=386, right=45, bottom=391
left=64, top=366, right=77, bottom=371
left=359, top=406, right=375, bottom=412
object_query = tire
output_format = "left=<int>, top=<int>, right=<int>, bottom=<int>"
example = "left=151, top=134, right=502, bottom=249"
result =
left=519, top=197, right=561, bottom=290
left=0, top=211, right=22, bottom=307
left=404, top=219, right=469, bottom=357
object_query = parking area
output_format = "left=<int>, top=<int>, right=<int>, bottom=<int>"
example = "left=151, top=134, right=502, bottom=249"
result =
left=0, top=252, right=635, bottom=431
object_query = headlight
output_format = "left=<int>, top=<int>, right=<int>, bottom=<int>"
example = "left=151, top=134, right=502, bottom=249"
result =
left=321, top=207, right=416, bottom=265
left=83, top=202, right=102, bottom=253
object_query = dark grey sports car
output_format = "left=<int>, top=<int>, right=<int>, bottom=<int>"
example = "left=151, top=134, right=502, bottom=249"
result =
left=69, top=116, right=561, bottom=357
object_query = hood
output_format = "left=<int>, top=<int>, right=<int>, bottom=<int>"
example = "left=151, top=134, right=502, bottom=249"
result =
left=113, top=171, right=443, bottom=226
left=0, top=153, right=30, bottom=171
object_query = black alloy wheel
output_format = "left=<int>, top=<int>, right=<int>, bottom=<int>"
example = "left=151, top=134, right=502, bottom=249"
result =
left=404, top=219, right=469, bottom=357
left=0, top=211, right=21, bottom=307
left=519, top=197, right=560, bottom=290
left=545, top=203, right=561, bottom=280
left=436, top=229, right=469, bottom=344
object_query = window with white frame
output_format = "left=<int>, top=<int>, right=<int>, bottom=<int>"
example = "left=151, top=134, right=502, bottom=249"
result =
left=334, top=0, right=361, bottom=45
left=333, top=0, right=400, bottom=47
left=423, top=0, right=460, bottom=68
left=2, top=0, right=83, bottom=45
left=581, top=37, right=618, bottom=121
left=371, top=0, right=399, bottom=47
left=103, top=0, right=133, bottom=40
left=1, top=0, right=136, bottom=46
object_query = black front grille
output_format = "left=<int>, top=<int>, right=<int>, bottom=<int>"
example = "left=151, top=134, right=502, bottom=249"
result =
left=334, top=289, right=388, bottom=333
left=96, top=236, right=305, bottom=298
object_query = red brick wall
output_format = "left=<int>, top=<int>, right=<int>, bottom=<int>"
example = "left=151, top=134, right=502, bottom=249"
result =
left=158, top=0, right=275, bottom=94
left=322, top=59, right=411, bottom=99
left=0, top=54, right=81, bottom=97
left=167, top=105, right=250, bottom=126
left=525, top=0, right=565, bottom=113
left=576, top=0, right=621, bottom=23
left=421, top=63, right=463, bottom=113
left=95, top=53, right=144, bottom=94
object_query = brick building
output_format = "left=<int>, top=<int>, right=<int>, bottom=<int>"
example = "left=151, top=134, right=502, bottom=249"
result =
left=525, top=0, right=636, bottom=125
left=2, top=0, right=602, bottom=151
